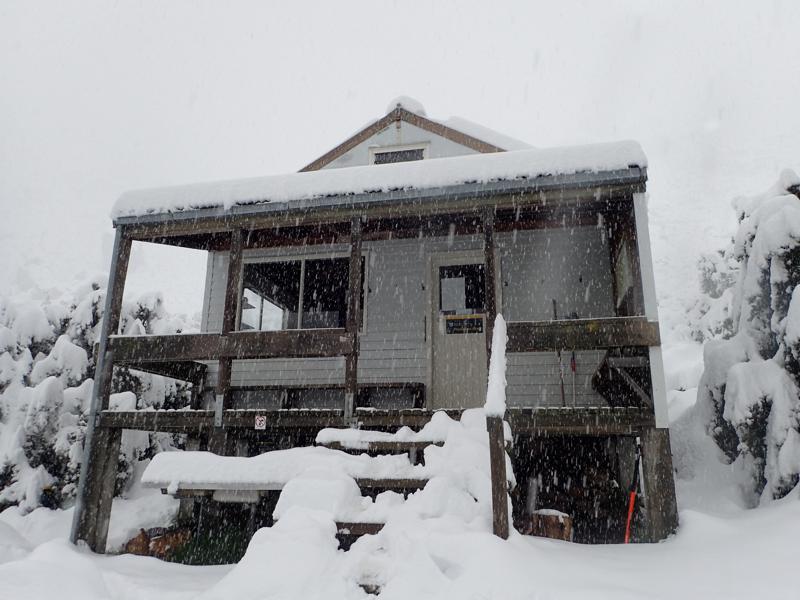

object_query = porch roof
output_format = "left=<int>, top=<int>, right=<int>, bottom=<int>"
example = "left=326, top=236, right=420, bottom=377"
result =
left=112, top=141, right=647, bottom=226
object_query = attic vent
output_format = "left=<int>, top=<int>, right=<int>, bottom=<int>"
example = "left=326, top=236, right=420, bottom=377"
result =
left=370, top=144, right=427, bottom=165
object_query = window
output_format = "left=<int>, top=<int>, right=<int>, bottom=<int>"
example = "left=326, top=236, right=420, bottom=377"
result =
left=240, top=261, right=301, bottom=330
left=240, top=257, right=364, bottom=331
left=373, top=148, right=425, bottom=164
left=439, top=264, right=485, bottom=315
left=302, top=258, right=350, bottom=328
left=369, top=144, right=427, bottom=165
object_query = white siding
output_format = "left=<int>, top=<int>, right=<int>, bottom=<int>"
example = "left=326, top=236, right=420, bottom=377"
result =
left=496, top=227, right=614, bottom=321
left=323, top=121, right=480, bottom=169
left=506, top=350, right=608, bottom=407
left=201, top=230, right=619, bottom=408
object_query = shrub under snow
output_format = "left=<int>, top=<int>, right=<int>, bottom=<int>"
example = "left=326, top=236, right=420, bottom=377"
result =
left=696, top=170, right=800, bottom=502
left=0, top=280, right=195, bottom=513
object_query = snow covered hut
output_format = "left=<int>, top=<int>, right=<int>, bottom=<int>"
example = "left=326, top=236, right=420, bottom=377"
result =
left=72, top=98, right=678, bottom=553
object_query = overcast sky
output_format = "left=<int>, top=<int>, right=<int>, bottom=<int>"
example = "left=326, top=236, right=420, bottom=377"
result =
left=2, top=1, right=799, bottom=329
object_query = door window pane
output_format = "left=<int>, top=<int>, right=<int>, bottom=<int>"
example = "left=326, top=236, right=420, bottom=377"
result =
left=439, top=264, right=485, bottom=315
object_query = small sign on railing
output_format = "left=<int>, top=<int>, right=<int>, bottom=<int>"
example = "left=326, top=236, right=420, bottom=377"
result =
left=254, top=415, right=267, bottom=430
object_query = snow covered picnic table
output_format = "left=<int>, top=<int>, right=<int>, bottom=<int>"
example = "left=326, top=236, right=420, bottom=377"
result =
left=141, top=446, right=428, bottom=495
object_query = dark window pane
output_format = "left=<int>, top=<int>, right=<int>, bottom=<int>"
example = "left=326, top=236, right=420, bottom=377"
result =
left=373, top=148, right=425, bottom=164
left=302, top=258, right=349, bottom=328
left=439, top=264, right=485, bottom=314
left=241, top=261, right=301, bottom=330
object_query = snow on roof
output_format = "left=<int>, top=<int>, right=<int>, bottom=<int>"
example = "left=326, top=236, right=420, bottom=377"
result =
left=385, top=95, right=427, bottom=116
left=113, top=141, right=646, bottom=219
left=383, top=96, right=529, bottom=150
left=439, top=116, right=533, bottom=151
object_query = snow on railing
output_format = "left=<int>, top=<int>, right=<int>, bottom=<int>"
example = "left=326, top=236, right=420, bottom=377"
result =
left=484, top=314, right=508, bottom=418
left=485, top=314, right=510, bottom=539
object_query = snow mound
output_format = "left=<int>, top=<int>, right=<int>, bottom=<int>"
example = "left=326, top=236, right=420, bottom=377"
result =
left=0, top=521, right=32, bottom=565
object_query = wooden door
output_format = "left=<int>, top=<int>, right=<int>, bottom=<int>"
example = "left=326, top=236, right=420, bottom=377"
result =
left=430, top=253, right=488, bottom=409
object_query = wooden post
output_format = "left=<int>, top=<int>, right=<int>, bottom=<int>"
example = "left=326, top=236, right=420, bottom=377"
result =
left=70, top=228, right=132, bottom=551
left=211, top=229, right=244, bottom=451
left=483, top=207, right=497, bottom=364
left=487, top=415, right=509, bottom=539
left=640, top=427, right=679, bottom=542
left=344, top=216, right=362, bottom=420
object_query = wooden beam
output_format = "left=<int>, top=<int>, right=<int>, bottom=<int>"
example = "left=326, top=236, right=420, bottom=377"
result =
left=121, top=184, right=642, bottom=244
left=640, top=427, right=679, bottom=541
left=71, top=425, right=122, bottom=552
left=354, top=478, right=427, bottom=491
left=612, top=366, right=651, bottom=407
left=487, top=415, right=509, bottom=539
left=483, top=207, right=497, bottom=363
left=505, top=317, right=660, bottom=352
left=605, top=356, right=649, bottom=369
left=126, top=360, right=207, bottom=383
left=336, top=522, right=384, bottom=536
left=506, top=406, right=654, bottom=435
left=97, top=406, right=656, bottom=436
left=70, top=228, right=131, bottom=550
left=214, top=228, right=244, bottom=438
left=108, top=329, right=354, bottom=362
left=299, top=107, right=503, bottom=172
left=318, top=440, right=444, bottom=454
left=221, top=229, right=244, bottom=334
left=344, top=216, right=362, bottom=420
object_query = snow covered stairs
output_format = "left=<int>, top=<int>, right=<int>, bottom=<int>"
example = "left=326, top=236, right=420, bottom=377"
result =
left=314, top=424, right=445, bottom=544
left=315, top=426, right=446, bottom=465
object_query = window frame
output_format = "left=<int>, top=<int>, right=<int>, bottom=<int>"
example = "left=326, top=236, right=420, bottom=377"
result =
left=237, top=251, right=368, bottom=333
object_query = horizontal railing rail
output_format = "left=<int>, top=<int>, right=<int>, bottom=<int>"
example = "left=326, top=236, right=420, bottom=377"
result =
left=108, top=329, right=354, bottom=362
left=505, top=316, right=659, bottom=352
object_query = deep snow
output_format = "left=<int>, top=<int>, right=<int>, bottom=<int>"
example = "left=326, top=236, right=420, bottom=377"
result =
left=1, top=473, right=798, bottom=599
left=2, top=326, right=795, bottom=599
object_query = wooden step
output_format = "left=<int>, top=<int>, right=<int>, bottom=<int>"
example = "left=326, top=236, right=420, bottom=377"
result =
left=319, top=439, right=444, bottom=454
left=355, top=477, right=428, bottom=491
left=335, top=521, right=384, bottom=536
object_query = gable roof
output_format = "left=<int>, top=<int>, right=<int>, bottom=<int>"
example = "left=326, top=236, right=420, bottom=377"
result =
left=299, top=102, right=528, bottom=172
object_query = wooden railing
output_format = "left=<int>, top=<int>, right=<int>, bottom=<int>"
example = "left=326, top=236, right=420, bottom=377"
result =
left=108, top=329, right=354, bottom=362
left=505, top=316, right=659, bottom=352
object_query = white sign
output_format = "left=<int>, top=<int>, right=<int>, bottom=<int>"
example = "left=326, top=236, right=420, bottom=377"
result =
left=254, top=415, right=267, bottom=430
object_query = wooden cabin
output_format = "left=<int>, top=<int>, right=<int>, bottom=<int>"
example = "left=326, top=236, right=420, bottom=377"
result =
left=70, top=99, right=678, bottom=554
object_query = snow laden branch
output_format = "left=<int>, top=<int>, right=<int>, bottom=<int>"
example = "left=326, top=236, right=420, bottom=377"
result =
left=484, top=314, right=508, bottom=418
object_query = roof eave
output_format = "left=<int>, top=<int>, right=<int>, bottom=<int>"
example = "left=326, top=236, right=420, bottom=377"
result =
left=113, top=166, right=647, bottom=229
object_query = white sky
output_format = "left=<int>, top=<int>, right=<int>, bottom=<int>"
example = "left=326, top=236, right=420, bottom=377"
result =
left=2, top=1, right=799, bottom=330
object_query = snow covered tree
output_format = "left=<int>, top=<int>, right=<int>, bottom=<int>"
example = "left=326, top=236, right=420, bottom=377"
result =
left=697, top=170, right=800, bottom=502
left=0, top=280, right=195, bottom=512
left=686, top=248, right=738, bottom=342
